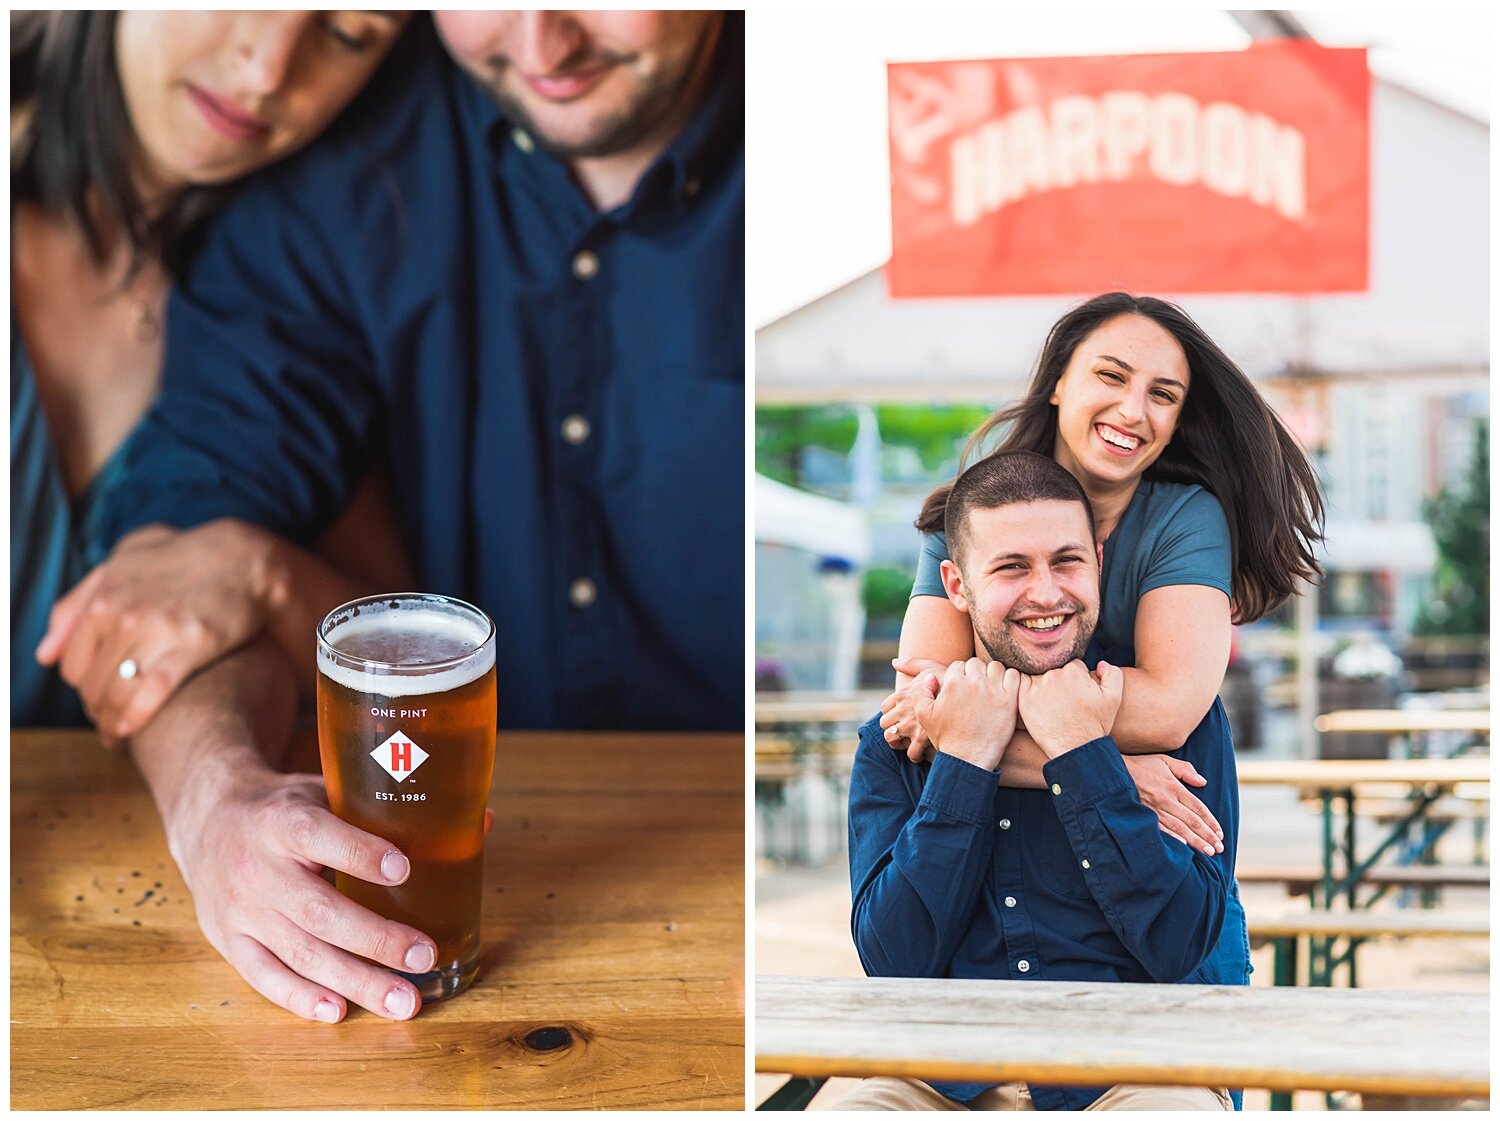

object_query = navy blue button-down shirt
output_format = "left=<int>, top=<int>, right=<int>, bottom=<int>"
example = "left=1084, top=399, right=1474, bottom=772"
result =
left=92, top=19, right=744, bottom=731
left=848, top=660, right=1240, bottom=1111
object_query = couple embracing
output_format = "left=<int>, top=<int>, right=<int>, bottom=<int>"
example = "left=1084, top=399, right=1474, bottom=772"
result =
left=843, top=294, right=1324, bottom=1111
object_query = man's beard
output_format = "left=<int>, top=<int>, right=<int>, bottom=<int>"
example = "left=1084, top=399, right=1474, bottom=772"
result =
left=972, top=601, right=1096, bottom=675
left=480, top=28, right=716, bottom=160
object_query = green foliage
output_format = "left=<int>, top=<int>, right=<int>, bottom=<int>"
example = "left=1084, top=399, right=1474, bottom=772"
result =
left=873, top=404, right=995, bottom=470
left=754, top=403, right=997, bottom=488
left=863, top=565, right=917, bottom=623
left=1416, top=417, right=1488, bottom=636
left=754, top=406, right=857, bottom=487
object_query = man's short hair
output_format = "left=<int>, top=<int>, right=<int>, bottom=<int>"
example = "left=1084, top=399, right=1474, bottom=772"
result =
left=945, top=451, right=1096, bottom=569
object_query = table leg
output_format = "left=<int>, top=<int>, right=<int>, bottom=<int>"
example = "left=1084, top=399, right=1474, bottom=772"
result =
left=760, top=1076, right=827, bottom=1111
left=1272, top=936, right=1298, bottom=986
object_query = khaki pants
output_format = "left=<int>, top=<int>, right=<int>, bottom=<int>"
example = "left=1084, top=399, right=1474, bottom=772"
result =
left=828, top=1077, right=1232, bottom=1111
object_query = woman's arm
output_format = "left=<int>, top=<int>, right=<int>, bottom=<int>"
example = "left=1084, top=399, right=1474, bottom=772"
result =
left=1111, top=584, right=1231, bottom=752
left=39, top=473, right=416, bottom=738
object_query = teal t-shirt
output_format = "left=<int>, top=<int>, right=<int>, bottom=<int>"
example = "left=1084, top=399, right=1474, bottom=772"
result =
left=10, top=322, right=125, bottom=727
left=911, top=478, right=1232, bottom=659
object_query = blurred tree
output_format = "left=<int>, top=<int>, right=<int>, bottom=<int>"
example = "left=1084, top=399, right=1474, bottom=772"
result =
left=754, top=405, right=857, bottom=487
left=755, top=404, right=998, bottom=488
left=873, top=404, right=994, bottom=471
left=863, top=565, right=917, bottom=624
left=1416, top=417, right=1488, bottom=636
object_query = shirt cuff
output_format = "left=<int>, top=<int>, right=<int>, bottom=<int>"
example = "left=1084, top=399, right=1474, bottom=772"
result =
left=920, top=751, right=999, bottom=828
left=1040, top=738, right=1133, bottom=808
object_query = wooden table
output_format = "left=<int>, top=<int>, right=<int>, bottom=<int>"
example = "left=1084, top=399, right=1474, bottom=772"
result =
left=1312, top=709, right=1490, bottom=736
left=12, top=729, right=745, bottom=1110
left=754, top=692, right=884, bottom=728
left=755, top=975, right=1488, bottom=1100
left=1237, top=756, right=1491, bottom=987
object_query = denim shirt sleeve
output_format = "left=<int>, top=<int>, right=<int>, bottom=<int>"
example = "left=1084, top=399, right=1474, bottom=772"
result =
left=848, top=719, right=998, bottom=977
left=1042, top=737, right=1232, bottom=982
left=90, top=167, right=382, bottom=557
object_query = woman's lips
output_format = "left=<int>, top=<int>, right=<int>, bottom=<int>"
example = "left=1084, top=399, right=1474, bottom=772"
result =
left=187, top=85, right=269, bottom=141
left=1095, top=422, right=1143, bottom=457
left=521, top=66, right=611, bottom=102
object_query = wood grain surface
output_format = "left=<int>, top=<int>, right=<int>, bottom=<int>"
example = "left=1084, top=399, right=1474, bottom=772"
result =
left=12, top=730, right=746, bottom=1110
left=755, top=975, right=1488, bottom=1097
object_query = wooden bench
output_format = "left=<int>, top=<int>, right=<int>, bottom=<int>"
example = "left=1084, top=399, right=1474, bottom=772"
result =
left=1238, top=864, right=1490, bottom=897
left=1247, top=906, right=1489, bottom=987
left=755, top=975, right=1488, bottom=1109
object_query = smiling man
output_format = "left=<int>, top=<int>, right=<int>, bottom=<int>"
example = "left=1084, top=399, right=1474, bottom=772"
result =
left=842, top=452, right=1237, bottom=1111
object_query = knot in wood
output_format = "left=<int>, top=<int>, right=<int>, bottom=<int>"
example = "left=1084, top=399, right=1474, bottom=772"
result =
left=523, top=1026, right=572, bottom=1052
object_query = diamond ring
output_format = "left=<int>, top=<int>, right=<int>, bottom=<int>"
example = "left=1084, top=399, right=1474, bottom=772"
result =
left=118, top=658, right=140, bottom=681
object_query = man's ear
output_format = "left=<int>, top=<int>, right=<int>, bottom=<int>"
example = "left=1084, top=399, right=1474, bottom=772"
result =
left=940, top=559, right=970, bottom=614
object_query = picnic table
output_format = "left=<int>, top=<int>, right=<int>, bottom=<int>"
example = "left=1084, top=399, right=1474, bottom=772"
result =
left=755, top=974, right=1488, bottom=1107
left=1237, top=756, right=1490, bottom=987
left=1314, top=707, right=1490, bottom=759
left=11, top=728, right=744, bottom=1110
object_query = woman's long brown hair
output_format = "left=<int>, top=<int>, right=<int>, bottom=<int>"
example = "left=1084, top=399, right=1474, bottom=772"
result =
left=917, top=292, right=1325, bottom=623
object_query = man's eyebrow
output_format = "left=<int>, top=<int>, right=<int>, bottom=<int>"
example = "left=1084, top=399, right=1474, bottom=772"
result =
left=984, top=540, right=1092, bottom=561
left=1098, top=353, right=1188, bottom=393
left=362, top=10, right=404, bottom=21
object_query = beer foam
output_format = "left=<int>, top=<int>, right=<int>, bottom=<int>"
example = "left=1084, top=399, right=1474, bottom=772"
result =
left=319, top=603, right=494, bottom=699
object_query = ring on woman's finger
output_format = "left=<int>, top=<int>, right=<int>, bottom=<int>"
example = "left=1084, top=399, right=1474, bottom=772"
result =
left=117, top=658, right=140, bottom=681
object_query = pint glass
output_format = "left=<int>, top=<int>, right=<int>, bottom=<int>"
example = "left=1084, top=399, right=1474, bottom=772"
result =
left=316, top=594, right=497, bottom=1002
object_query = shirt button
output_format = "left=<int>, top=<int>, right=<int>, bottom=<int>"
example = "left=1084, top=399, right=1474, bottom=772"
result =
left=1004, top=896, right=1016, bottom=908
left=512, top=127, right=535, bottom=154
left=998, top=818, right=1011, bottom=830
left=1050, top=783, right=1062, bottom=795
left=572, top=250, right=600, bottom=281
left=1017, top=960, right=1030, bottom=973
left=561, top=414, right=591, bottom=445
left=1081, top=859, right=1091, bottom=870
left=684, top=176, right=702, bottom=198
left=569, top=578, right=597, bottom=608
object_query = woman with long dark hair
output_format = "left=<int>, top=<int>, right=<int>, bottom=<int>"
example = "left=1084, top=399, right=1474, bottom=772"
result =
left=12, top=11, right=413, bottom=730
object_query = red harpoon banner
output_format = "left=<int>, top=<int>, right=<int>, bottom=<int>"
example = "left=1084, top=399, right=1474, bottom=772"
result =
left=887, top=42, right=1369, bottom=297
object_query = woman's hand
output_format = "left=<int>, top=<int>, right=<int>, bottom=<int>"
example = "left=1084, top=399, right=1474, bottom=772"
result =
left=1121, top=754, right=1224, bottom=856
left=36, top=520, right=285, bottom=739
left=879, top=657, right=949, bottom=763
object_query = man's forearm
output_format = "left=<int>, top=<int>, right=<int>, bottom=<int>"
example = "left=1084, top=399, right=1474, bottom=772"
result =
left=128, top=637, right=298, bottom=865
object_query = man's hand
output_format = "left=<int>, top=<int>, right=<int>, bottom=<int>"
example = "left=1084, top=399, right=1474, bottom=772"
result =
left=1122, top=755, right=1224, bottom=856
left=170, top=763, right=437, bottom=1023
left=1017, top=660, right=1124, bottom=759
left=38, top=521, right=284, bottom=740
left=878, top=657, right=948, bottom=763
left=910, top=658, right=1021, bottom=772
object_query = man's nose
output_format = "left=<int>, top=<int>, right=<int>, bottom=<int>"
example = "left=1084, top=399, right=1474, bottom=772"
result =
left=511, top=11, right=586, bottom=74
left=1027, top=566, right=1063, bottom=605
left=236, top=13, right=307, bottom=97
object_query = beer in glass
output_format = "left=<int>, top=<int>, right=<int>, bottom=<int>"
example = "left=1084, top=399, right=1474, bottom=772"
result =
left=316, top=594, right=496, bottom=1002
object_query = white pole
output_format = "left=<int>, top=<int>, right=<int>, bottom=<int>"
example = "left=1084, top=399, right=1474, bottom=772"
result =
left=1296, top=576, right=1320, bottom=759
